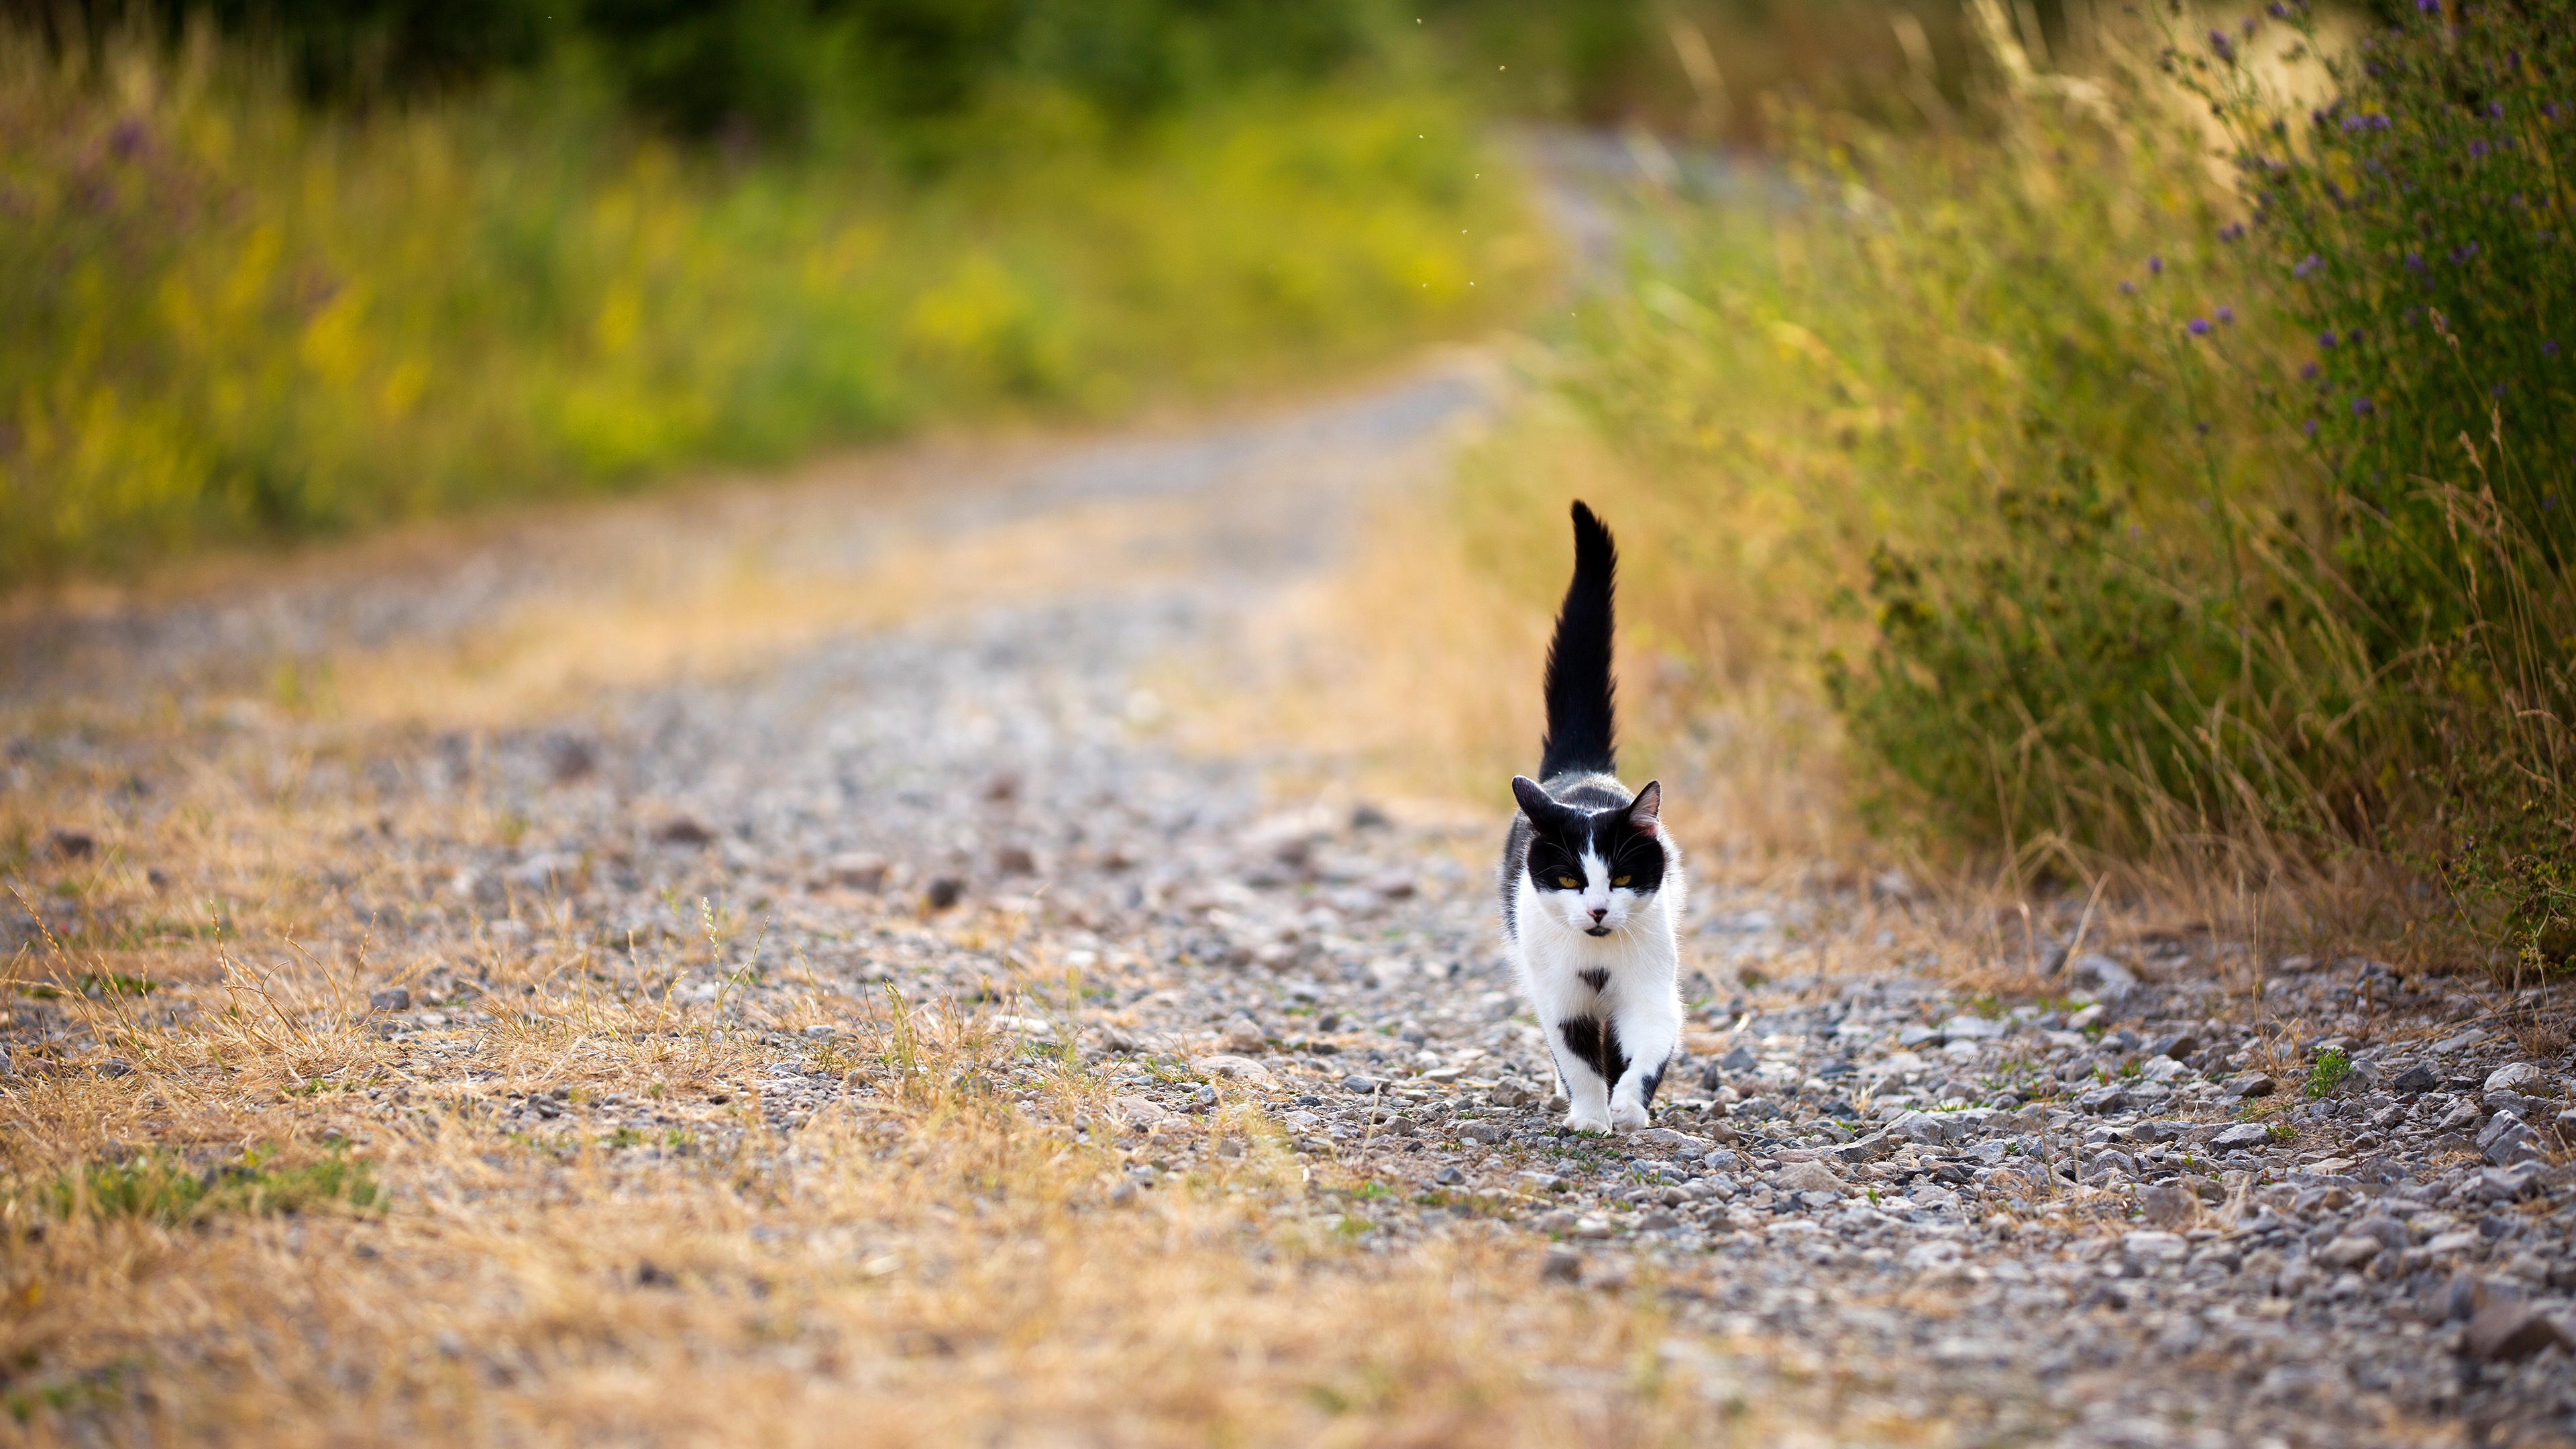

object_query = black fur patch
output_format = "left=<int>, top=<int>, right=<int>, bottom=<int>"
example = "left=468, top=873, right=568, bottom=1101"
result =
left=1577, top=968, right=1609, bottom=993
left=1556, top=1014, right=1631, bottom=1087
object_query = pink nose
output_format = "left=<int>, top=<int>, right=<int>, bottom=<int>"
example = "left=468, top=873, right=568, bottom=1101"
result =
left=1589, top=906, right=1607, bottom=922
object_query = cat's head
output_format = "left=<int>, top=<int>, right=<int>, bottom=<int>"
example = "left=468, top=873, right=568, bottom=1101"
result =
left=1510, top=776, right=1668, bottom=936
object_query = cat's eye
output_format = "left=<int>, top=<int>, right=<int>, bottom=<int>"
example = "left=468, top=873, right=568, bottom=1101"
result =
left=1611, top=875, right=1631, bottom=887
left=1555, top=874, right=1580, bottom=889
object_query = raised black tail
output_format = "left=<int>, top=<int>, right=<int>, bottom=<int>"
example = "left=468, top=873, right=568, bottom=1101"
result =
left=1538, top=501, right=1617, bottom=780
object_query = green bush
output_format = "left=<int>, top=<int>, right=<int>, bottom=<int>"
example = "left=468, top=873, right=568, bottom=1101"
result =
left=1525, top=1, right=2576, bottom=965
left=2187, top=1, right=2576, bottom=967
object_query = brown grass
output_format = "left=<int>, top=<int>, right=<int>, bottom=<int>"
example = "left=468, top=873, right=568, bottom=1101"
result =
left=0, top=687, right=1848, bottom=1447
left=0, top=400, right=1908, bottom=1447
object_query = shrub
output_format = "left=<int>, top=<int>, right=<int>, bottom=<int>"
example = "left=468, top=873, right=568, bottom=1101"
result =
left=1505, top=0, right=2576, bottom=971
left=2183, top=1, right=2576, bottom=967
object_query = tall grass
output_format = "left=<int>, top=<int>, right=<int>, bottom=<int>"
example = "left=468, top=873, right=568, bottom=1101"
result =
left=1436, top=0, right=2576, bottom=971
left=0, top=30, right=1534, bottom=585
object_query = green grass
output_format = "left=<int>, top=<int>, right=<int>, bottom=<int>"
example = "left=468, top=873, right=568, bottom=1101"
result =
left=2304, top=1046, right=2351, bottom=1099
left=1, top=38, right=1534, bottom=586
left=23, top=1146, right=380, bottom=1224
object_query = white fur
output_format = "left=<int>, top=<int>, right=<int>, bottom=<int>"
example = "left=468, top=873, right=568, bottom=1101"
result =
left=1507, top=820, right=1686, bottom=1134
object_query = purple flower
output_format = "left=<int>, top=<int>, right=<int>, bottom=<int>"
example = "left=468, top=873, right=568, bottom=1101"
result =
left=2451, top=242, right=2479, bottom=264
left=2119, top=280, right=2137, bottom=296
left=2217, top=305, right=2235, bottom=323
left=2189, top=317, right=2212, bottom=335
left=2353, top=396, right=2374, bottom=415
left=2417, top=0, right=2439, bottom=11
left=2305, top=419, right=2320, bottom=435
left=2320, top=331, right=2339, bottom=347
left=2269, top=1, right=2289, bottom=15
left=2210, top=29, right=2237, bottom=62
left=2148, top=256, right=2165, bottom=275
left=2405, top=251, right=2425, bottom=271
left=2547, top=339, right=2563, bottom=358
left=2301, top=362, right=2320, bottom=379
left=2294, top=252, right=2322, bottom=278
left=2491, top=101, right=2506, bottom=118
left=2470, top=141, right=2489, bottom=159
left=2493, top=383, right=2510, bottom=398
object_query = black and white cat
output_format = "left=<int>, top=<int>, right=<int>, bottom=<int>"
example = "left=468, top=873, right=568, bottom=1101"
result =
left=1499, top=502, right=1685, bottom=1135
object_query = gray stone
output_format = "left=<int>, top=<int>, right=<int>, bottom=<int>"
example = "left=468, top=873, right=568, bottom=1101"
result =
left=2390, top=1063, right=2439, bottom=1095
left=2483, top=1061, right=2542, bottom=1093
left=2478, top=1111, right=2540, bottom=1167
left=2462, top=1301, right=2572, bottom=1362
left=2122, top=1230, right=2190, bottom=1265
left=2068, top=953, right=2137, bottom=1000
left=2220, top=1073, right=2277, bottom=1100
left=2210, top=1122, right=2271, bottom=1150
left=1541, top=1246, right=1583, bottom=1282
left=2478, top=1165, right=2540, bottom=1201
left=2139, top=1185, right=2196, bottom=1226
left=2077, top=1085, right=2132, bottom=1113
left=2320, top=1234, right=2383, bottom=1271
left=1774, top=1160, right=1847, bottom=1195
left=1719, top=1046, right=1758, bottom=1073
left=1831, top=1130, right=1897, bottom=1165
left=368, top=987, right=411, bottom=1012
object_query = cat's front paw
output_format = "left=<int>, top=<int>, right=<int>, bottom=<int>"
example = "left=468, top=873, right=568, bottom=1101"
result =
left=1608, top=1099, right=1650, bottom=1133
left=1564, top=1106, right=1614, bottom=1135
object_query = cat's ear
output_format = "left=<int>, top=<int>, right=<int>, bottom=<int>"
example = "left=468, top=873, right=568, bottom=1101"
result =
left=1627, top=781, right=1662, bottom=831
left=1511, top=775, right=1557, bottom=822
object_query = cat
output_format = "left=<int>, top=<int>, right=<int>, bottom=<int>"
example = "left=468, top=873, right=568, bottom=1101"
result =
left=1499, top=502, right=1686, bottom=1135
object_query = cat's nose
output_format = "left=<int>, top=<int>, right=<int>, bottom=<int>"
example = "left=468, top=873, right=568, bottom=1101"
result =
left=1588, top=906, right=1607, bottom=922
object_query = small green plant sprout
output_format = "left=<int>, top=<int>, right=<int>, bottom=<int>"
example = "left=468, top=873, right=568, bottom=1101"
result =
left=2305, top=1047, right=2352, bottom=1099
left=30, top=1148, right=380, bottom=1224
left=2265, top=1122, right=2298, bottom=1144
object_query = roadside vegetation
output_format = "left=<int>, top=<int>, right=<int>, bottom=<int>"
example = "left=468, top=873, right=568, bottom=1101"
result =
left=1431, top=0, right=2576, bottom=977
left=0, top=3, right=1536, bottom=584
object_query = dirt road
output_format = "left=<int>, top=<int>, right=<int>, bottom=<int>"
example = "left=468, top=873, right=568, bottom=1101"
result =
left=4, top=360, right=2573, bottom=1448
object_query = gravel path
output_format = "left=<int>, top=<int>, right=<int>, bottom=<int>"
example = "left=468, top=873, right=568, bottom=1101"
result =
left=8, top=361, right=2576, bottom=1448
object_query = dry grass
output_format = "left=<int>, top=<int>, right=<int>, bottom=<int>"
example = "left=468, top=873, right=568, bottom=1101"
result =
left=0, top=387, right=1904, bottom=1447
left=0, top=715, right=1933, bottom=1448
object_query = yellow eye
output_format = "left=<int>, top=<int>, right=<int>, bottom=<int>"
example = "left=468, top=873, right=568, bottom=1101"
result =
left=1556, top=875, right=1580, bottom=889
left=1612, top=875, right=1631, bottom=887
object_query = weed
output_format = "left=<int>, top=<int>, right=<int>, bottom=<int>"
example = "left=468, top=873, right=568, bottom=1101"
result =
left=2265, top=1122, right=2298, bottom=1144
left=2305, top=1047, right=2351, bottom=1099
left=25, top=1147, right=379, bottom=1224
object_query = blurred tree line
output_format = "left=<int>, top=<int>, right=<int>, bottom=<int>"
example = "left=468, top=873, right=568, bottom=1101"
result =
left=6, top=0, right=2017, bottom=146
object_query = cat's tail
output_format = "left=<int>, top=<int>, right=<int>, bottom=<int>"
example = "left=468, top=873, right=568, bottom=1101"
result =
left=1538, top=501, right=1617, bottom=780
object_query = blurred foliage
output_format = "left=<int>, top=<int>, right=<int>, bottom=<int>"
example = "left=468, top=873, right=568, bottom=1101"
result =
left=0, top=33, right=1528, bottom=581
left=4, top=0, right=2021, bottom=144
left=1472, top=0, right=2576, bottom=972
